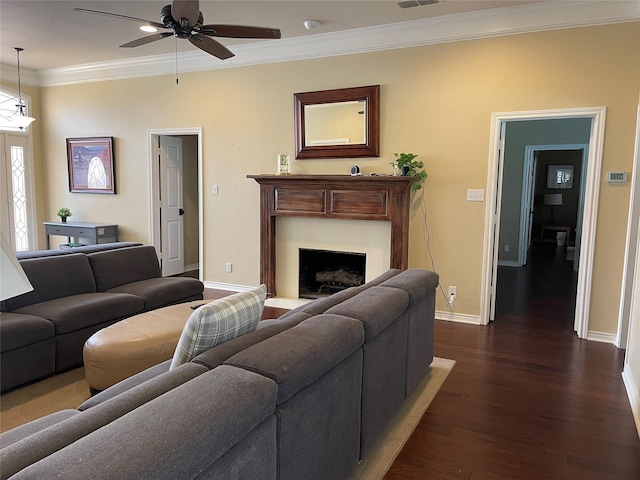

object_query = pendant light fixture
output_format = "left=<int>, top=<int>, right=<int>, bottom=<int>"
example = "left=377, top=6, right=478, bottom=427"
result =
left=8, top=47, right=36, bottom=129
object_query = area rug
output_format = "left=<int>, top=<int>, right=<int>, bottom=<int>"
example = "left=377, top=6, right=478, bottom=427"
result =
left=1, top=357, right=455, bottom=479
left=0, top=367, right=91, bottom=433
left=348, top=357, right=456, bottom=480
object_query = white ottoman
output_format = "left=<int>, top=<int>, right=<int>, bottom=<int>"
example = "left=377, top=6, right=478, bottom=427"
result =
left=83, top=300, right=205, bottom=391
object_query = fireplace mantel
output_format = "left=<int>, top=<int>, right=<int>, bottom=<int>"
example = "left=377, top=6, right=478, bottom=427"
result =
left=247, top=174, right=413, bottom=296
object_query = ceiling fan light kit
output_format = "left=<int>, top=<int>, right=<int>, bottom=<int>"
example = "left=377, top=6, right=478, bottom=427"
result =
left=74, top=0, right=281, bottom=61
left=304, top=19, right=321, bottom=30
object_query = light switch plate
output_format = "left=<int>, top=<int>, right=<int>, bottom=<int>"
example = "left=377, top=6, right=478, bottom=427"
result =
left=467, top=189, right=484, bottom=202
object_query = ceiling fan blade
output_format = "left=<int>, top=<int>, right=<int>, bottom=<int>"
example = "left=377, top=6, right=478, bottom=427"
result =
left=73, top=8, right=167, bottom=29
left=188, top=35, right=234, bottom=60
left=200, top=24, right=281, bottom=39
left=120, top=33, right=174, bottom=48
left=172, top=0, right=200, bottom=27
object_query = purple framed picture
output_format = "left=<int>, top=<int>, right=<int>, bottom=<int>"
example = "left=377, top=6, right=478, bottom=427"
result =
left=66, top=137, right=115, bottom=194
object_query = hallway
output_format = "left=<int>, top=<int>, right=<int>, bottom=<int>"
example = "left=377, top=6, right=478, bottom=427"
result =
left=384, top=245, right=639, bottom=479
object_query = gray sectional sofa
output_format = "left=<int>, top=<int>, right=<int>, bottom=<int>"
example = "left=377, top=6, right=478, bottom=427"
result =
left=0, top=244, right=204, bottom=392
left=0, top=268, right=439, bottom=480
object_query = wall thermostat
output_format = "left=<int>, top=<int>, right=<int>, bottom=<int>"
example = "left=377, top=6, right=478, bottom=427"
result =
left=350, top=165, right=361, bottom=176
left=607, top=171, right=627, bottom=183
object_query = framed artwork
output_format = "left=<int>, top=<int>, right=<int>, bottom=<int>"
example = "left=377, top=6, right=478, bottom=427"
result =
left=66, top=137, right=115, bottom=194
left=546, top=164, right=573, bottom=189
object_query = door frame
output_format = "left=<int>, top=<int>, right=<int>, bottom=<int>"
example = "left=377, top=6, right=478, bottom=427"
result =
left=147, top=127, right=203, bottom=280
left=616, top=103, right=640, bottom=349
left=480, top=107, right=606, bottom=340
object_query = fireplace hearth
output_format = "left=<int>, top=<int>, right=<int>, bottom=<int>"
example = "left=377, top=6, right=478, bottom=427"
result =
left=299, top=248, right=366, bottom=299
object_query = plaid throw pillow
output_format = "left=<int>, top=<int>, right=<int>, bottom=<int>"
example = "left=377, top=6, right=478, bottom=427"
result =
left=169, top=284, right=267, bottom=370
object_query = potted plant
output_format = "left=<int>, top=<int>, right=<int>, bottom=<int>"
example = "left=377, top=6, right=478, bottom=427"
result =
left=57, top=208, right=72, bottom=223
left=391, top=153, right=427, bottom=191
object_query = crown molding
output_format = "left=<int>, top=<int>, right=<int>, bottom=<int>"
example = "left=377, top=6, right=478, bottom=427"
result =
left=3, top=1, right=638, bottom=87
left=0, top=64, right=39, bottom=88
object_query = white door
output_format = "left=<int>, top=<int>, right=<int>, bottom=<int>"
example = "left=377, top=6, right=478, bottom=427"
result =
left=160, top=135, right=184, bottom=276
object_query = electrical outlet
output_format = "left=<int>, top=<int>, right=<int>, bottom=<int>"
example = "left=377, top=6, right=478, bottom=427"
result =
left=212, top=185, right=218, bottom=195
left=225, top=262, right=232, bottom=273
left=448, top=286, right=457, bottom=297
left=504, top=244, right=510, bottom=253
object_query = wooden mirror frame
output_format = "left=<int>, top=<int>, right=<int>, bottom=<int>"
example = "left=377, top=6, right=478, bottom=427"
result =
left=294, top=85, right=380, bottom=159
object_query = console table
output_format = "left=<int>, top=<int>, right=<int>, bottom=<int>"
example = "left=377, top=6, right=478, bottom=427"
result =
left=44, top=221, right=119, bottom=249
left=539, top=224, right=571, bottom=244
left=247, top=174, right=413, bottom=296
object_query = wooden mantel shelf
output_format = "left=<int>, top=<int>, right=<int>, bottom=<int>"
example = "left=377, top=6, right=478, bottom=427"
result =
left=248, top=174, right=413, bottom=296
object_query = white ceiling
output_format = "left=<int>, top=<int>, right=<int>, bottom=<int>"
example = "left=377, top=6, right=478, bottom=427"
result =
left=1, top=0, right=540, bottom=71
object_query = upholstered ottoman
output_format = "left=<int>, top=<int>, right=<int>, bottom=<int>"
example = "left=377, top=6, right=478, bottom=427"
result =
left=83, top=300, right=205, bottom=392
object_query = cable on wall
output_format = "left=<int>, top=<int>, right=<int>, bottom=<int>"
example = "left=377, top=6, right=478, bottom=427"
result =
left=419, top=181, right=454, bottom=308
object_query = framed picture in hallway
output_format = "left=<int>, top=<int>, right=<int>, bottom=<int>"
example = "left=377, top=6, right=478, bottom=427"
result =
left=66, top=137, right=115, bottom=194
left=546, top=164, right=573, bottom=189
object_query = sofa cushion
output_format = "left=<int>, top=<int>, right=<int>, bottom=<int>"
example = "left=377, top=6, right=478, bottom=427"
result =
left=0, top=363, right=210, bottom=479
left=0, top=313, right=54, bottom=352
left=0, top=410, right=79, bottom=449
left=7, top=366, right=278, bottom=480
left=170, top=285, right=267, bottom=369
left=192, top=311, right=312, bottom=370
left=4, top=254, right=97, bottom=311
left=87, top=246, right=161, bottom=292
left=326, top=285, right=409, bottom=340
left=65, top=242, right=143, bottom=254
left=14, top=293, right=144, bottom=335
left=226, top=313, right=365, bottom=404
left=379, top=268, right=440, bottom=306
left=106, top=277, right=204, bottom=311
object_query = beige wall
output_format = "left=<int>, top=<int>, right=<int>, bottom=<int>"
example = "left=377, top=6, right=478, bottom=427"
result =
left=7, top=22, right=639, bottom=335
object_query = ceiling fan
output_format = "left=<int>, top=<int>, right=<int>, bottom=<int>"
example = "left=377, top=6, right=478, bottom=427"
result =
left=74, top=0, right=281, bottom=60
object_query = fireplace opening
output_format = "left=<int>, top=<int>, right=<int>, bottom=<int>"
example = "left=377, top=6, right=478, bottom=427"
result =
left=299, top=248, right=366, bottom=299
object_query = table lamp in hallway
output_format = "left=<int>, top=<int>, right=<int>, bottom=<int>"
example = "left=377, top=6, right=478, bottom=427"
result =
left=544, top=193, right=562, bottom=226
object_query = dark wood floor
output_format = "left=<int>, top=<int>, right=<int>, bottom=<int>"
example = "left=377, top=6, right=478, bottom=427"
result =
left=384, top=245, right=640, bottom=480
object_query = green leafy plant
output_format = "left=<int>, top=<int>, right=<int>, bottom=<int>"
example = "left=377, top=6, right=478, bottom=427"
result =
left=392, top=153, right=427, bottom=191
left=57, top=208, right=72, bottom=218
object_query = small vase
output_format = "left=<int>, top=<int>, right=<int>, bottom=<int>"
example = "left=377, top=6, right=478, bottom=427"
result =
left=60, top=216, right=67, bottom=223
left=401, top=165, right=411, bottom=176
left=277, top=153, right=290, bottom=175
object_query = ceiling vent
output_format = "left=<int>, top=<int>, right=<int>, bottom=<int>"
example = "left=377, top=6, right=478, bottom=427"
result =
left=398, top=0, right=439, bottom=8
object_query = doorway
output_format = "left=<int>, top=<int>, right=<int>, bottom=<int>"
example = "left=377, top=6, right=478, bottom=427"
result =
left=148, top=128, right=202, bottom=279
left=517, top=145, right=588, bottom=271
left=480, top=107, right=607, bottom=340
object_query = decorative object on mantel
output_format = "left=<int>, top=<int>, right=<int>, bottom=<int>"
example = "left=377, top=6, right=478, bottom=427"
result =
left=56, top=208, right=72, bottom=223
left=277, top=152, right=291, bottom=175
left=391, top=153, right=427, bottom=190
left=66, top=137, right=116, bottom=194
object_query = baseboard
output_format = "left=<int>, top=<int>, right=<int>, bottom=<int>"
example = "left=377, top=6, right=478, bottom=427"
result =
left=185, top=263, right=199, bottom=272
left=497, top=260, right=520, bottom=267
left=622, top=366, right=640, bottom=439
left=203, top=281, right=253, bottom=292
left=435, top=310, right=483, bottom=325
left=586, top=330, right=617, bottom=344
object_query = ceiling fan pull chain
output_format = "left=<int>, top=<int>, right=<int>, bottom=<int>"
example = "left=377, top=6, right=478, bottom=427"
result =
left=175, top=37, right=179, bottom=85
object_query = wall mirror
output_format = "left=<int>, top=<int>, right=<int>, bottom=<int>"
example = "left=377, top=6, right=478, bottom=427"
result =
left=294, top=85, right=380, bottom=159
